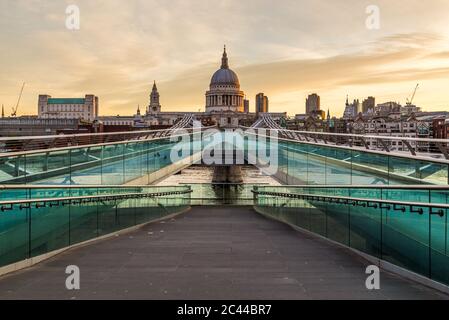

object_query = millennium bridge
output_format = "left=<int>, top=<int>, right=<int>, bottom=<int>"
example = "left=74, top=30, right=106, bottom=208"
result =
left=0, top=117, right=448, bottom=299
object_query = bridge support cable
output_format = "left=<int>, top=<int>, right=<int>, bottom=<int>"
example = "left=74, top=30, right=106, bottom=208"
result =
left=249, top=114, right=303, bottom=141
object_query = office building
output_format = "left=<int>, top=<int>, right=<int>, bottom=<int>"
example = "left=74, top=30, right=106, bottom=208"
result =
left=362, top=96, right=375, bottom=114
left=306, top=93, right=320, bottom=115
left=343, top=97, right=360, bottom=119
left=38, top=94, right=98, bottom=122
left=256, top=93, right=269, bottom=114
left=243, top=99, right=249, bottom=113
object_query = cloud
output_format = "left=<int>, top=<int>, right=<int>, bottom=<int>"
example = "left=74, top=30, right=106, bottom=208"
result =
left=158, top=36, right=441, bottom=108
left=426, top=51, right=449, bottom=59
left=2, top=0, right=449, bottom=117
left=374, top=33, right=444, bottom=47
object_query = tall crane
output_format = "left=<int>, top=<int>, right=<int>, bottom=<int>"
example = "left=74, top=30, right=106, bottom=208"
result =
left=11, top=82, right=25, bottom=117
left=406, top=83, right=419, bottom=106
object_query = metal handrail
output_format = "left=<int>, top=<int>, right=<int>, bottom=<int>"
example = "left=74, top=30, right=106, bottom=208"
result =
left=3, top=184, right=449, bottom=190
left=0, top=125, right=217, bottom=155
left=0, top=125, right=214, bottom=142
left=252, top=190, right=447, bottom=216
left=0, top=128, right=173, bottom=145
left=251, top=184, right=449, bottom=190
left=0, top=131, right=192, bottom=158
left=0, top=189, right=192, bottom=208
left=242, top=128, right=449, bottom=165
left=0, top=125, right=218, bottom=158
left=0, top=184, right=192, bottom=189
left=240, top=125, right=449, bottom=144
left=241, top=123, right=449, bottom=159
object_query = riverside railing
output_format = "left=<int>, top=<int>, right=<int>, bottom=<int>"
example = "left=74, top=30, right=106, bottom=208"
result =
left=243, top=128, right=449, bottom=185
left=252, top=185, right=449, bottom=287
left=0, top=130, right=204, bottom=185
left=4, top=125, right=448, bottom=187
left=242, top=125, right=449, bottom=158
left=0, top=185, right=191, bottom=269
left=0, top=126, right=210, bottom=153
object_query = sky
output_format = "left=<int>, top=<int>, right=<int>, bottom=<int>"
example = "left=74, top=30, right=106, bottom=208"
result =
left=1, top=0, right=449, bottom=117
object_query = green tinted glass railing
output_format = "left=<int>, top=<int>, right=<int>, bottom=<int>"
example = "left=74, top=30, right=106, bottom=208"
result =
left=253, top=185, right=449, bottom=287
left=0, top=135, right=194, bottom=185
left=244, top=131, right=449, bottom=185
left=0, top=186, right=191, bottom=269
left=2, top=129, right=449, bottom=187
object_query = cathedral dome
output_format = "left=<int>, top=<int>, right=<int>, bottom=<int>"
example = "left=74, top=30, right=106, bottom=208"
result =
left=210, top=69, right=240, bottom=86
left=210, top=46, right=240, bottom=87
left=205, top=47, right=245, bottom=114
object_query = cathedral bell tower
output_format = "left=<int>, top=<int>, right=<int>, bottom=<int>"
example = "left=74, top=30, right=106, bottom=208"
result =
left=147, top=81, right=161, bottom=114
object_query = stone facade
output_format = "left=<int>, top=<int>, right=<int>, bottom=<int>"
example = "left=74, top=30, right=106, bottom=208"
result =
left=147, top=81, right=161, bottom=114
left=38, top=94, right=98, bottom=122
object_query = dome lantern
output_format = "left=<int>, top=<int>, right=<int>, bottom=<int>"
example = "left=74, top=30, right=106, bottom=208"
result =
left=221, top=45, right=229, bottom=69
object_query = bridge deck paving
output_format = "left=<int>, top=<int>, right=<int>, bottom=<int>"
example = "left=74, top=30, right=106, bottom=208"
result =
left=0, top=206, right=447, bottom=300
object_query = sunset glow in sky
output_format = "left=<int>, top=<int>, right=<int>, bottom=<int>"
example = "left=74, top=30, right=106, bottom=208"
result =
left=2, top=0, right=449, bottom=117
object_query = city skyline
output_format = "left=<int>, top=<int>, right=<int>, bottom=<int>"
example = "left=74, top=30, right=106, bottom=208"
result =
left=2, top=1, right=449, bottom=117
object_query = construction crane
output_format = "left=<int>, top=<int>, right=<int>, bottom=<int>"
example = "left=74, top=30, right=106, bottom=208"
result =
left=11, top=82, right=25, bottom=117
left=406, top=83, right=419, bottom=106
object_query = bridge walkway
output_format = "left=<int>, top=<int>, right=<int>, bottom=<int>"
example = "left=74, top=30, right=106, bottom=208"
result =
left=0, top=207, right=446, bottom=300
